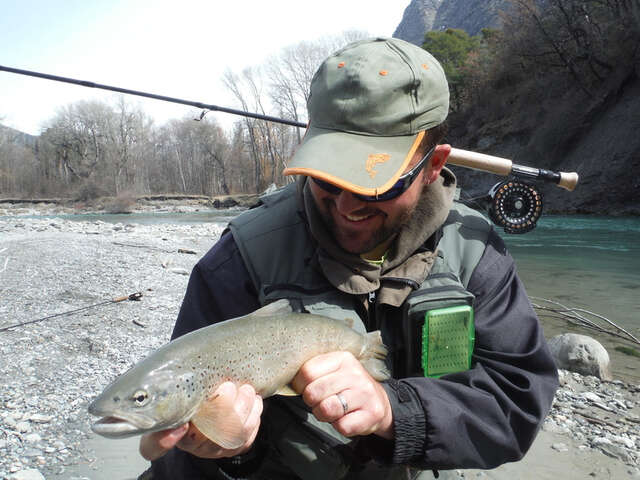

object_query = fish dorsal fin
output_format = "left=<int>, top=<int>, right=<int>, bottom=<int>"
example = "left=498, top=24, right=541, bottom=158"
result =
left=191, top=391, right=246, bottom=449
left=275, top=384, right=298, bottom=396
left=251, top=299, right=293, bottom=317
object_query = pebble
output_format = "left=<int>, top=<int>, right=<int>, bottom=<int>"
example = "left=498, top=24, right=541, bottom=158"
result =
left=552, top=442, right=569, bottom=452
left=581, top=392, right=602, bottom=403
left=168, top=267, right=190, bottom=275
left=28, top=414, right=52, bottom=424
left=8, top=469, right=46, bottom=480
left=24, top=433, right=42, bottom=443
left=592, top=437, right=613, bottom=446
left=16, top=421, right=31, bottom=433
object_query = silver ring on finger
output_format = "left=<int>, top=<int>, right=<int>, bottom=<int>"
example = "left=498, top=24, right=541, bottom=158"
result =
left=336, top=392, right=348, bottom=415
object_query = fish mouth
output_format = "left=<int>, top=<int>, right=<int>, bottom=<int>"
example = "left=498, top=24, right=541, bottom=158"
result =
left=89, top=404, right=158, bottom=438
left=91, top=415, right=144, bottom=438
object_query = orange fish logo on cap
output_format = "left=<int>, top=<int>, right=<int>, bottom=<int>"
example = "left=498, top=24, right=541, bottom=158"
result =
left=366, top=153, right=391, bottom=179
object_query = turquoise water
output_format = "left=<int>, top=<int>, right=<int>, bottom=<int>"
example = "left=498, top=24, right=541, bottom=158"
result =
left=501, top=216, right=639, bottom=329
left=1, top=208, right=242, bottom=225
left=501, top=216, right=640, bottom=381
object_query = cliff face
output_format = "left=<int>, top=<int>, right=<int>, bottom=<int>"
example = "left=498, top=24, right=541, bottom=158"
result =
left=393, top=0, right=444, bottom=45
left=449, top=72, right=640, bottom=216
left=393, top=0, right=507, bottom=45
left=393, top=0, right=640, bottom=215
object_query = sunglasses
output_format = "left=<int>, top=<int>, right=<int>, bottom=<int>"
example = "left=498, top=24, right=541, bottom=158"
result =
left=311, top=145, right=436, bottom=202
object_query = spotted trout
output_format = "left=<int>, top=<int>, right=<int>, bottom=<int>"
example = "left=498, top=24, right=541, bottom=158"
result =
left=88, top=299, right=389, bottom=448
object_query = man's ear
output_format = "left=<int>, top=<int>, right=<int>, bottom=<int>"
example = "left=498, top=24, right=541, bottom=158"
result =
left=424, top=144, right=451, bottom=184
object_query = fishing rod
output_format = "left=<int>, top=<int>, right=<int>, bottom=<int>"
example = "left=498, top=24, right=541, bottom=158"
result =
left=0, top=292, right=142, bottom=332
left=0, top=64, right=579, bottom=233
left=0, top=65, right=303, bottom=128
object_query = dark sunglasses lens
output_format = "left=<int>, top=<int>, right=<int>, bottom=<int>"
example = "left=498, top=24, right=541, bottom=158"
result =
left=355, top=181, right=405, bottom=202
left=313, top=176, right=406, bottom=202
left=312, top=177, right=342, bottom=194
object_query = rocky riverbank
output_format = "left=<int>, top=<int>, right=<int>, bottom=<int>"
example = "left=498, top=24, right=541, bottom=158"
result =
left=0, top=193, right=260, bottom=217
left=0, top=214, right=639, bottom=479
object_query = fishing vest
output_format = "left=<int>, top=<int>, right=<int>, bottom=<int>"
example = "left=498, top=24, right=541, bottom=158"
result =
left=228, top=183, right=491, bottom=480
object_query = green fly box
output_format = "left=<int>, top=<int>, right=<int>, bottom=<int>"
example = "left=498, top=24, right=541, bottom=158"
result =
left=422, top=305, right=475, bottom=378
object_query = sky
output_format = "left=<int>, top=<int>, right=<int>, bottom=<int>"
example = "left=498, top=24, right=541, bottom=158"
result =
left=0, top=0, right=408, bottom=135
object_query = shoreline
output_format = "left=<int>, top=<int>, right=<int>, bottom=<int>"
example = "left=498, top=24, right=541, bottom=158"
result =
left=0, top=211, right=639, bottom=479
left=2, top=194, right=639, bottom=217
left=0, top=193, right=261, bottom=215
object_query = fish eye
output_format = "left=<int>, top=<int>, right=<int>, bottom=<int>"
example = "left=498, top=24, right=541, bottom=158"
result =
left=133, top=390, right=149, bottom=406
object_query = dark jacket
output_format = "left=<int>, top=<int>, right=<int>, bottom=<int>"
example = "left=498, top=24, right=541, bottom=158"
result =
left=150, top=220, right=559, bottom=479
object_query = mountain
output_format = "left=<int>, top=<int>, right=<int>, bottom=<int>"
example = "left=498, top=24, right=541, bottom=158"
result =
left=393, top=0, right=508, bottom=45
left=0, top=124, right=37, bottom=148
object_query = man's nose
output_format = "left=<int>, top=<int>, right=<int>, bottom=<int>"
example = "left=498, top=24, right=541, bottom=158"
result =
left=334, top=190, right=368, bottom=214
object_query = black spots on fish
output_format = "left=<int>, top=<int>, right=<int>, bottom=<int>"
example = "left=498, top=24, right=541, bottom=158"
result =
left=113, top=396, right=120, bottom=403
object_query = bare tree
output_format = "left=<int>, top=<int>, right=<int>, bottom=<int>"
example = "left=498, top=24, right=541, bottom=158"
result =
left=264, top=30, right=370, bottom=143
left=503, top=0, right=639, bottom=96
left=110, top=97, right=152, bottom=194
left=192, top=118, right=231, bottom=195
left=223, top=68, right=268, bottom=191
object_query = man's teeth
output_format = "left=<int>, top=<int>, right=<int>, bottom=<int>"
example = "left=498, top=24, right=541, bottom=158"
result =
left=346, top=213, right=373, bottom=221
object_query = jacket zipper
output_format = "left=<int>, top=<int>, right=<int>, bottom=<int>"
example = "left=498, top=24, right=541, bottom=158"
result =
left=368, top=290, right=378, bottom=331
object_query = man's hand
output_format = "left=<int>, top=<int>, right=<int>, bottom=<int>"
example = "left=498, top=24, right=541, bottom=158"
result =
left=292, top=351, right=394, bottom=439
left=139, top=382, right=263, bottom=461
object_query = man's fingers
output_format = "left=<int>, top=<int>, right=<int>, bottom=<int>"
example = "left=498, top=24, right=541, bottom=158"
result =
left=243, top=394, right=263, bottom=446
left=302, top=370, right=358, bottom=407
left=292, top=351, right=351, bottom=393
left=139, top=423, right=189, bottom=461
left=236, top=383, right=258, bottom=419
left=312, top=390, right=354, bottom=423
left=173, top=385, right=263, bottom=459
left=332, top=409, right=379, bottom=437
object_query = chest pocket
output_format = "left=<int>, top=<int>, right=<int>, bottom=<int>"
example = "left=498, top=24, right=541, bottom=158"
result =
left=401, top=262, right=476, bottom=378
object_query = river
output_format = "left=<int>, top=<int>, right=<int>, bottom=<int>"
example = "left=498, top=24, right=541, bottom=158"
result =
left=501, top=215, right=640, bottom=382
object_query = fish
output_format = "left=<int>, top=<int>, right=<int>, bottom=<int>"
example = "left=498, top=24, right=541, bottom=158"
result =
left=88, top=299, right=389, bottom=449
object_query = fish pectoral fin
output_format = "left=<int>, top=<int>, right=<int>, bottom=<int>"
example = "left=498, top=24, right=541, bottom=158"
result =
left=191, top=393, right=246, bottom=450
left=251, top=299, right=293, bottom=316
left=360, top=357, right=390, bottom=381
left=274, top=384, right=298, bottom=396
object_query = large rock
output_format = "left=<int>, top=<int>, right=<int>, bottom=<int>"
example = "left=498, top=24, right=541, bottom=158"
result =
left=393, top=0, right=507, bottom=46
left=548, top=333, right=612, bottom=380
left=8, top=470, right=45, bottom=480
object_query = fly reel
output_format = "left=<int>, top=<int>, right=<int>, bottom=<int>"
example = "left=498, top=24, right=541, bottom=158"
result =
left=487, top=181, right=543, bottom=234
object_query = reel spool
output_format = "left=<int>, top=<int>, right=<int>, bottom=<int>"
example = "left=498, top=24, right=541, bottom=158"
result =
left=487, top=181, right=543, bottom=234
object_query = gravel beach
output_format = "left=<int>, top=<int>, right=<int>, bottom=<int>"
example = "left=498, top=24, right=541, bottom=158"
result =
left=1, top=205, right=639, bottom=479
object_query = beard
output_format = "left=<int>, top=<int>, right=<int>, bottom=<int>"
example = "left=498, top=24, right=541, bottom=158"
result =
left=317, top=198, right=417, bottom=255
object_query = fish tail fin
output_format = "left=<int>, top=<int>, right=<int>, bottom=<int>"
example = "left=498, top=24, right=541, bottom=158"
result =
left=361, top=331, right=390, bottom=381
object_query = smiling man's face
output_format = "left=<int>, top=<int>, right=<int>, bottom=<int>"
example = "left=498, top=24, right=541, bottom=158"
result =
left=309, top=144, right=449, bottom=255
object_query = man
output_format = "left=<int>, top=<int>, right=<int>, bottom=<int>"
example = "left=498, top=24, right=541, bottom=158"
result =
left=140, top=37, right=558, bottom=479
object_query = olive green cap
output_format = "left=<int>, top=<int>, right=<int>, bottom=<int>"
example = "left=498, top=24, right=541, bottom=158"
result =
left=284, top=37, right=449, bottom=196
